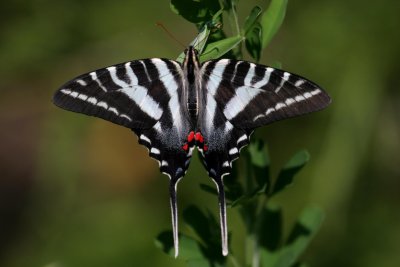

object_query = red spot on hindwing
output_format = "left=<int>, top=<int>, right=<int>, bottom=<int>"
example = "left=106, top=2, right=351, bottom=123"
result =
left=184, top=131, right=208, bottom=152
left=194, top=132, right=204, bottom=143
left=182, top=143, right=189, bottom=151
left=194, top=132, right=201, bottom=141
left=187, top=131, right=195, bottom=142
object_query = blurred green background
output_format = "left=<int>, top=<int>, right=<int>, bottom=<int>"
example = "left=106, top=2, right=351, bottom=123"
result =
left=1, top=0, right=399, bottom=266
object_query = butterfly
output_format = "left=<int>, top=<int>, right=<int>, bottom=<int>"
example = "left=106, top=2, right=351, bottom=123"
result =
left=53, top=46, right=331, bottom=257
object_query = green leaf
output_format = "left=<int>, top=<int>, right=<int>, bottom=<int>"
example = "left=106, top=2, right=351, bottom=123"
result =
left=293, top=263, right=309, bottom=267
left=199, top=183, right=218, bottom=196
left=261, top=206, right=324, bottom=267
left=260, top=0, right=288, bottom=48
left=279, top=207, right=323, bottom=267
left=248, top=139, right=269, bottom=169
left=262, top=248, right=294, bottom=267
left=183, top=206, right=227, bottom=263
left=200, top=35, right=244, bottom=62
left=200, top=181, right=243, bottom=202
left=186, top=259, right=212, bottom=267
left=271, top=150, right=309, bottom=196
left=176, top=25, right=211, bottom=63
left=230, top=187, right=262, bottom=207
left=176, top=8, right=224, bottom=63
left=223, top=161, right=244, bottom=201
left=183, top=205, right=212, bottom=244
left=286, top=206, right=324, bottom=245
left=155, top=231, right=204, bottom=260
left=178, top=235, right=205, bottom=260
left=170, top=0, right=220, bottom=24
left=245, top=22, right=262, bottom=61
left=257, top=203, right=283, bottom=251
left=243, top=6, right=262, bottom=34
left=248, top=139, right=270, bottom=191
left=155, top=231, right=174, bottom=256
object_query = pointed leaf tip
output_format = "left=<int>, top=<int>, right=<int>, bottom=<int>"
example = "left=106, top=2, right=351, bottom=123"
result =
left=155, top=230, right=175, bottom=256
left=248, top=139, right=271, bottom=192
left=272, top=150, right=310, bottom=196
left=200, top=35, right=243, bottom=62
left=245, top=22, right=262, bottom=62
left=244, top=6, right=263, bottom=34
left=260, top=0, right=288, bottom=48
left=170, top=0, right=221, bottom=24
left=258, top=203, right=283, bottom=251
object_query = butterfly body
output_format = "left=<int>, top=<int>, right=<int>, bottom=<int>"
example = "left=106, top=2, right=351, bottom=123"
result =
left=53, top=46, right=331, bottom=257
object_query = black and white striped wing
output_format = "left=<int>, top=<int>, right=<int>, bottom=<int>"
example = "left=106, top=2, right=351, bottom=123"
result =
left=53, top=59, right=193, bottom=256
left=198, top=59, right=331, bottom=255
left=200, top=59, right=331, bottom=168
left=205, top=59, right=331, bottom=130
left=54, top=60, right=160, bottom=129
left=53, top=58, right=193, bottom=176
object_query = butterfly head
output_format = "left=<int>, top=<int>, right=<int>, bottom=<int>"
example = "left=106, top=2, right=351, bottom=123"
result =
left=184, top=46, right=200, bottom=67
left=183, top=46, right=201, bottom=85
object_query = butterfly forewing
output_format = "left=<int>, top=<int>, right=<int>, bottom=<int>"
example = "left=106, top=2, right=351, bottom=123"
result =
left=201, top=59, right=331, bottom=130
left=53, top=58, right=193, bottom=178
left=197, top=58, right=331, bottom=180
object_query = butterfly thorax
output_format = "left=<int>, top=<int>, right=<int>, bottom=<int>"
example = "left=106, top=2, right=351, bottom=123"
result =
left=183, top=46, right=201, bottom=126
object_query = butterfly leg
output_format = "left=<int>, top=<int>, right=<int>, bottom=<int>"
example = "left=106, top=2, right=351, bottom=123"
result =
left=212, top=175, right=228, bottom=256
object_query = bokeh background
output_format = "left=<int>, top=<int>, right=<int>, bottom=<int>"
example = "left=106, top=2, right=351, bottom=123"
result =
left=1, top=0, right=399, bottom=266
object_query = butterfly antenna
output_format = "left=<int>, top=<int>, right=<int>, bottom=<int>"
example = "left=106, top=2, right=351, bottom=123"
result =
left=213, top=176, right=228, bottom=256
left=169, top=178, right=180, bottom=258
left=156, top=22, right=186, bottom=49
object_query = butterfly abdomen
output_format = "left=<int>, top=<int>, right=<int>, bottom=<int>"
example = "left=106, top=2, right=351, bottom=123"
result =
left=187, top=86, right=198, bottom=122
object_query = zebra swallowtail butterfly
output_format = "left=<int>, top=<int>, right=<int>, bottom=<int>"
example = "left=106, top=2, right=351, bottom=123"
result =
left=53, top=46, right=331, bottom=257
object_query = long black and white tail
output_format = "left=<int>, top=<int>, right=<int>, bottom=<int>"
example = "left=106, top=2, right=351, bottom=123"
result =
left=213, top=176, right=228, bottom=256
left=169, top=178, right=180, bottom=258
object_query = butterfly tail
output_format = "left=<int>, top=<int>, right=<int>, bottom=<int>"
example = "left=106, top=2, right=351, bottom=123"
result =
left=169, top=178, right=180, bottom=258
left=213, top=176, right=228, bottom=256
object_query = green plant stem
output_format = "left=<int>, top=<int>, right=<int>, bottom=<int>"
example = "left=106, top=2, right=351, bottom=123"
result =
left=226, top=0, right=243, bottom=59
left=252, top=238, right=260, bottom=267
left=245, top=233, right=254, bottom=267
left=229, top=0, right=241, bottom=36
left=252, top=195, right=269, bottom=267
left=244, top=150, right=272, bottom=267
left=244, top=152, right=258, bottom=267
